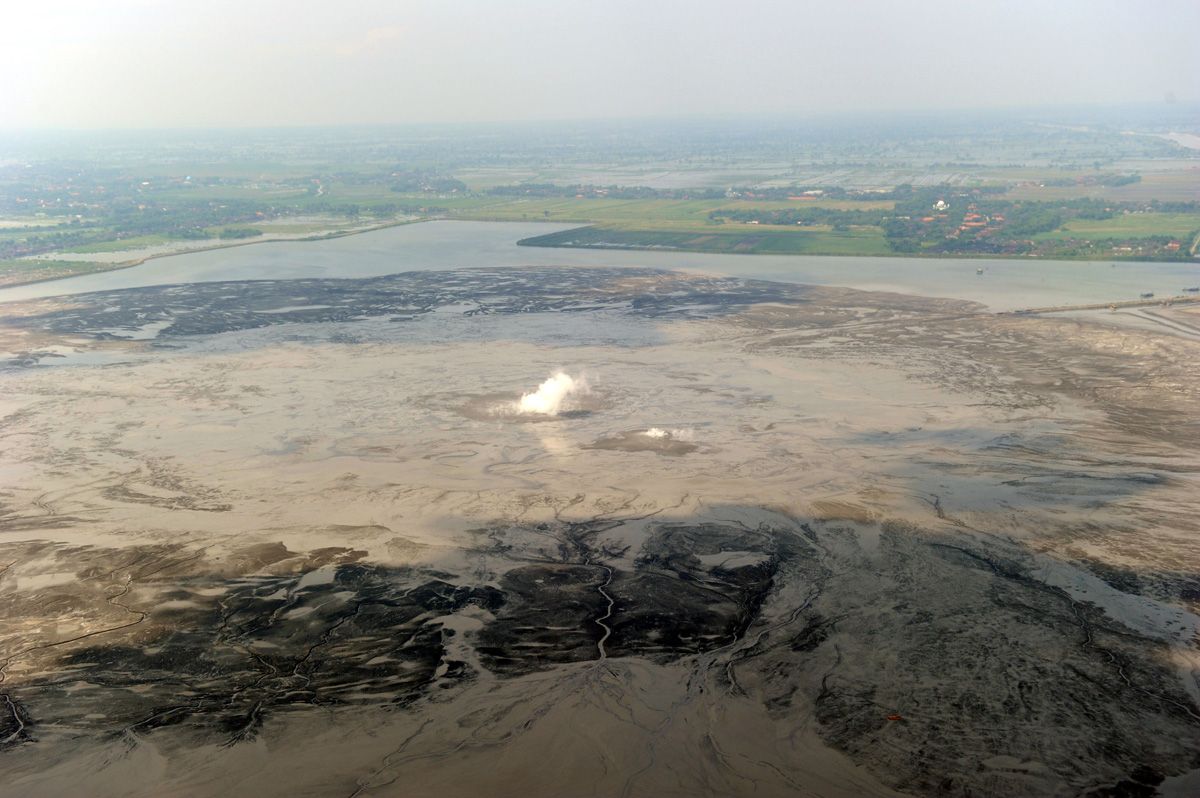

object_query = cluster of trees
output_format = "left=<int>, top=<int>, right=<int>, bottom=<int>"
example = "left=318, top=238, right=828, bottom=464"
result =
left=2, top=197, right=279, bottom=258
left=0, top=177, right=445, bottom=260
left=887, top=192, right=1084, bottom=253
left=0, top=227, right=103, bottom=259
left=1022, top=234, right=1193, bottom=261
left=216, top=227, right=263, bottom=239
left=1102, top=173, right=1142, bottom=186
left=1040, top=173, right=1142, bottom=188
left=109, top=198, right=267, bottom=232
left=1, top=203, right=265, bottom=258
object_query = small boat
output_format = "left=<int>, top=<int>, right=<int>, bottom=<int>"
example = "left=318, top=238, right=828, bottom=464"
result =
left=1139, top=292, right=1155, bottom=299
left=975, top=267, right=984, bottom=275
left=1184, top=286, right=1200, bottom=293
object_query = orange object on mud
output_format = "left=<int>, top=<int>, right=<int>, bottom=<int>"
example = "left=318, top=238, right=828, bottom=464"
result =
left=886, top=714, right=903, bottom=721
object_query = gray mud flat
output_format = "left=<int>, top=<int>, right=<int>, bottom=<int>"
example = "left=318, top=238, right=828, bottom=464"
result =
left=1, top=266, right=1199, bottom=797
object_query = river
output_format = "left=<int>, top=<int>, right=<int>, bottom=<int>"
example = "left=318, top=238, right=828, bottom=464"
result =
left=0, top=220, right=1196, bottom=311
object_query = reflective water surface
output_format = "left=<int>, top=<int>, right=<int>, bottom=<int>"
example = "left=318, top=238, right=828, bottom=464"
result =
left=2, top=220, right=1196, bottom=310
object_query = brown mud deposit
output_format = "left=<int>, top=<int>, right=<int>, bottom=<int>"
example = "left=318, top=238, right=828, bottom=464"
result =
left=1, top=266, right=1199, bottom=797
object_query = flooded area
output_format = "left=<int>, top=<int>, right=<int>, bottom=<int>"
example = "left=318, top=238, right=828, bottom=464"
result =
left=1, top=220, right=1196, bottom=311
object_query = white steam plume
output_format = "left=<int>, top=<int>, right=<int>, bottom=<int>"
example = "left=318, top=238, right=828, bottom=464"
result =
left=516, top=372, right=587, bottom=416
left=644, top=427, right=694, bottom=440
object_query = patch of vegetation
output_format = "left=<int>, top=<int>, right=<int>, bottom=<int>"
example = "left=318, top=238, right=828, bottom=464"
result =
left=714, top=188, right=1199, bottom=260
left=511, top=188, right=1198, bottom=261
left=217, top=227, right=264, bottom=239
left=518, top=225, right=892, bottom=256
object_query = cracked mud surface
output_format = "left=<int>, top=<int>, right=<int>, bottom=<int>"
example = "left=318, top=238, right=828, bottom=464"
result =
left=1, top=266, right=1199, bottom=797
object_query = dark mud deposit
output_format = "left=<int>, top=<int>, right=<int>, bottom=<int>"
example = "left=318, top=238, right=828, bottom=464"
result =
left=0, top=267, right=849, bottom=358
left=4, top=515, right=1197, bottom=797
left=1, top=521, right=791, bottom=741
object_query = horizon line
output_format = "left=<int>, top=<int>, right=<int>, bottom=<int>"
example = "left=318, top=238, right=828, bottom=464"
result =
left=1, top=100, right=1196, bottom=136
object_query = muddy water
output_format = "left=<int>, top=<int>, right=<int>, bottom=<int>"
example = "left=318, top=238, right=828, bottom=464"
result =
left=1, top=220, right=1196, bottom=310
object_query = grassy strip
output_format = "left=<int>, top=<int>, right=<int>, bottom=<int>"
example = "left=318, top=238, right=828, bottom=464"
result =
left=1032, top=213, right=1200, bottom=241
left=66, top=234, right=174, bottom=254
left=517, top=224, right=893, bottom=256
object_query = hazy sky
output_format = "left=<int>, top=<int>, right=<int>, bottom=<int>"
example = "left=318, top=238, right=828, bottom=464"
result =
left=3, top=0, right=1197, bottom=129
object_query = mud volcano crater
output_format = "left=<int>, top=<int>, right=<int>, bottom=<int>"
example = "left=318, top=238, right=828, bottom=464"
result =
left=454, top=390, right=612, bottom=423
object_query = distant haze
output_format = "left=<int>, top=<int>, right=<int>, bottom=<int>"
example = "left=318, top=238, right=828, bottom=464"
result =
left=3, top=0, right=1197, bottom=129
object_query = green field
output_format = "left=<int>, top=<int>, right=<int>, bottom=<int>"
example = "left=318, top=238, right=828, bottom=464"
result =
left=517, top=224, right=892, bottom=256
left=1032, top=212, right=1200, bottom=241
